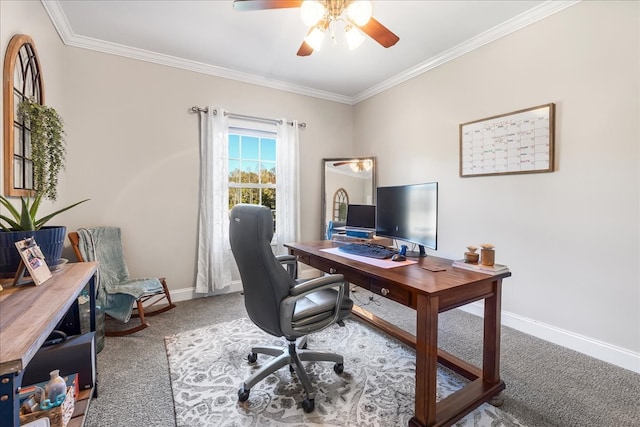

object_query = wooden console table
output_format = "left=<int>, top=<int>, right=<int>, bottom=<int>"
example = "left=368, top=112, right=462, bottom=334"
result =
left=0, top=262, right=98, bottom=427
left=286, top=241, right=511, bottom=427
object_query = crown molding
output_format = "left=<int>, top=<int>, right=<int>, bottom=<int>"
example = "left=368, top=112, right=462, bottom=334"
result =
left=351, top=1, right=581, bottom=104
left=42, top=0, right=579, bottom=106
left=40, top=0, right=353, bottom=105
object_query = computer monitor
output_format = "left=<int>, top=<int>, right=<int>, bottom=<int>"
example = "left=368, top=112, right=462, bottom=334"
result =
left=376, top=182, right=438, bottom=257
left=345, top=204, right=376, bottom=230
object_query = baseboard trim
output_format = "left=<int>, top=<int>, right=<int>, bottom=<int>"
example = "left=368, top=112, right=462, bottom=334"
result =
left=170, top=266, right=321, bottom=302
left=459, top=302, right=640, bottom=374
left=170, top=280, right=243, bottom=302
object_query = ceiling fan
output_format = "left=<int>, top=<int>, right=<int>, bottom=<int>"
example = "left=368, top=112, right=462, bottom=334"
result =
left=333, top=159, right=373, bottom=172
left=233, top=0, right=399, bottom=56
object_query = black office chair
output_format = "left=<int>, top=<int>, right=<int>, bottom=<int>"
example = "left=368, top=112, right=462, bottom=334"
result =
left=229, top=204, right=353, bottom=413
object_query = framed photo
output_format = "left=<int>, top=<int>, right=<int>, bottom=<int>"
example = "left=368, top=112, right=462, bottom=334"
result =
left=14, top=238, right=52, bottom=286
left=460, top=103, right=555, bottom=177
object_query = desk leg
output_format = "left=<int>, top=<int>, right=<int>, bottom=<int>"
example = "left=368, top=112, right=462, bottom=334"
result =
left=410, top=294, right=439, bottom=427
left=483, top=279, right=502, bottom=384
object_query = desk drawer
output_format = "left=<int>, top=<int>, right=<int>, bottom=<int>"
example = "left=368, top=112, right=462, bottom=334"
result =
left=293, top=252, right=310, bottom=265
left=370, top=279, right=411, bottom=306
left=309, top=257, right=371, bottom=288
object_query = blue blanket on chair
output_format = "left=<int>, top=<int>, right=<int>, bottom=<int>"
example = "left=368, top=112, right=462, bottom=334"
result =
left=76, top=227, right=163, bottom=323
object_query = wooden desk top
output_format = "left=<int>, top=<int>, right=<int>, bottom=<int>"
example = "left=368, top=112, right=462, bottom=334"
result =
left=286, top=241, right=511, bottom=310
left=0, top=262, right=98, bottom=376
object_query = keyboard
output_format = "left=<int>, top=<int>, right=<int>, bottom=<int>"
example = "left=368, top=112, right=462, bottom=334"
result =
left=338, top=243, right=396, bottom=259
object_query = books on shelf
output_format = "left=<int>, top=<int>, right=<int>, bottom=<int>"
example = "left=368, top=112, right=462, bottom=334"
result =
left=452, top=259, right=509, bottom=275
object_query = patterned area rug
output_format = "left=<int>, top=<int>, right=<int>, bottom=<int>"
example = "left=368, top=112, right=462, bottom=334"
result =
left=165, top=317, right=525, bottom=427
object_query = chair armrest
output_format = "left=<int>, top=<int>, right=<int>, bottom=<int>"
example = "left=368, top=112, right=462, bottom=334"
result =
left=289, top=274, right=345, bottom=296
left=280, top=274, right=348, bottom=336
left=276, top=255, right=297, bottom=279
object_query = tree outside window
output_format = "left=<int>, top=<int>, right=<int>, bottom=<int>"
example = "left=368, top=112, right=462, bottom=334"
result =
left=228, top=132, right=277, bottom=227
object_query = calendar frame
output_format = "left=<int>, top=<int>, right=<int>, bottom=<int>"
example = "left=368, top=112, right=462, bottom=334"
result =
left=459, top=103, right=555, bottom=177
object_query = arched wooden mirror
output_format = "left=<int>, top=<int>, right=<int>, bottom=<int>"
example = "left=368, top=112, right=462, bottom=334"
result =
left=3, top=34, right=44, bottom=197
left=321, top=157, right=376, bottom=239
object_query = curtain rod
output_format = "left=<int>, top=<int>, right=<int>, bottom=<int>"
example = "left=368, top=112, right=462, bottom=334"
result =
left=190, top=106, right=306, bottom=128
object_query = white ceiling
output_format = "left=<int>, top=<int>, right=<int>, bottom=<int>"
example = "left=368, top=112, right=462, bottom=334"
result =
left=43, top=0, right=577, bottom=105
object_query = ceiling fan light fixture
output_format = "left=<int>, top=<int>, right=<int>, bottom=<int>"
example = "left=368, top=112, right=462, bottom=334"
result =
left=348, top=159, right=373, bottom=172
left=346, top=0, right=373, bottom=26
left=345, top=25, right=365, bottom=50
left=304, top=25, right=325, bottom=51
left=349, top=162, right=361, bottom=172
left=300, top=0, right=325, bottom=26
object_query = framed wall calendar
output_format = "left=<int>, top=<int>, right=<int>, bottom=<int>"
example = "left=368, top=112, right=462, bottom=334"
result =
left=459, top=103, right=555, bottom=177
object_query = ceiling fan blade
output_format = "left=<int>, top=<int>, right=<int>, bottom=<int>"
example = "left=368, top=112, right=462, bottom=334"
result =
left=357, top=17, right=399, bottom=48
left=297, top=40, right=314, bottom=57
left=296, top=26, right=316, bottom=57
left=233, top=0, right=303, bottom=11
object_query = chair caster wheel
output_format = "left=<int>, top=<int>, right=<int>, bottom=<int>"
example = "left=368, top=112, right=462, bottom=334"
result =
left=247, top=352, right=257, bottom=364
left=238, top=387, right=250, bottom=402
left=302, top=398, right=315, bottom=413
left=334, top=363, right=344, bottom=375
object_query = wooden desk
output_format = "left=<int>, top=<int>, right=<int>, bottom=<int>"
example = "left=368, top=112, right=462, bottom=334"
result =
left=286, top=241, right=511, bottom=427
left=0, top=262, right=98, bottom=427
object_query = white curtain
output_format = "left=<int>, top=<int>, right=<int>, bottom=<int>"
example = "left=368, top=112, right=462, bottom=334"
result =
left=195, top=107, right=232, bottom=293
left=275, top=119, right=300, bottom=255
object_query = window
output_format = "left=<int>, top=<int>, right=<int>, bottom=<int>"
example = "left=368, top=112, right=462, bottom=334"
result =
left=3, top=34, right=44, bottom=197
left=228, top=128, right=277, bottom=222
left=333, top=188, right=349, bottom=222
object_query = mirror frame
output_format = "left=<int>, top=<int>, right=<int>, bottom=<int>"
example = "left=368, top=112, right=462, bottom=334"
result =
left=321, top=157, right=376, bottom=239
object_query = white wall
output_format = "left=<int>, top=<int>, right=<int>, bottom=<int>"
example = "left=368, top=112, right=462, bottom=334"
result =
left=2, top=1, right=638, bottom=372
left=0, top=0, right=67, bottom=210
left=354, top=0, right=639, bottom=369
left=1, top=1, right=353, bottom=298
left=57, top=47, right=353, bottom=296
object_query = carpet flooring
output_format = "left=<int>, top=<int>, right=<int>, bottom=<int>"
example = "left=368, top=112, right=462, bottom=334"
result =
left=84, top=290, right=640, bottom=426
left=165, top=317, right=525, bottom=426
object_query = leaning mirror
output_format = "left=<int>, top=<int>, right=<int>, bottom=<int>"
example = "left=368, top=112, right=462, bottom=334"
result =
left=322, top=157, right=376, bottom=239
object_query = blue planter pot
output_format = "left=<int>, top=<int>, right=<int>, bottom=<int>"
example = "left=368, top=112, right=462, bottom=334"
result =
left=0, top=226, right=67, bottom=278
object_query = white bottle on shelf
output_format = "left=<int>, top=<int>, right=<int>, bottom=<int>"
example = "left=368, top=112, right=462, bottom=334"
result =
left=45, top=369, right=67, bottom=402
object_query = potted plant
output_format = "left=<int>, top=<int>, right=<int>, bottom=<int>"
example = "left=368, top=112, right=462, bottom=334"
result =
left=0, top=98, right=88, bottom=276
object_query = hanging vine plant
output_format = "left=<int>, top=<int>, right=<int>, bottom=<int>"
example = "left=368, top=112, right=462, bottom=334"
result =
left=18, top=97, right=66, bottom=201
left=0, top=98, right=88, bottom=231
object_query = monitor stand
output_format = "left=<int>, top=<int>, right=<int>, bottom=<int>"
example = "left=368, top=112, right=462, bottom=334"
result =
left=405, top=245, right=427, bottom=258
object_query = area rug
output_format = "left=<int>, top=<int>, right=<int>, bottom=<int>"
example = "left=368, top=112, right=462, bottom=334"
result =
left=165, top=317, right=525, bottom=427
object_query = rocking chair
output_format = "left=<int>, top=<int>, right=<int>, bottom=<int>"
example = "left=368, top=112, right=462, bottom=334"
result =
left=69, top=227, right=176, bottom=336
